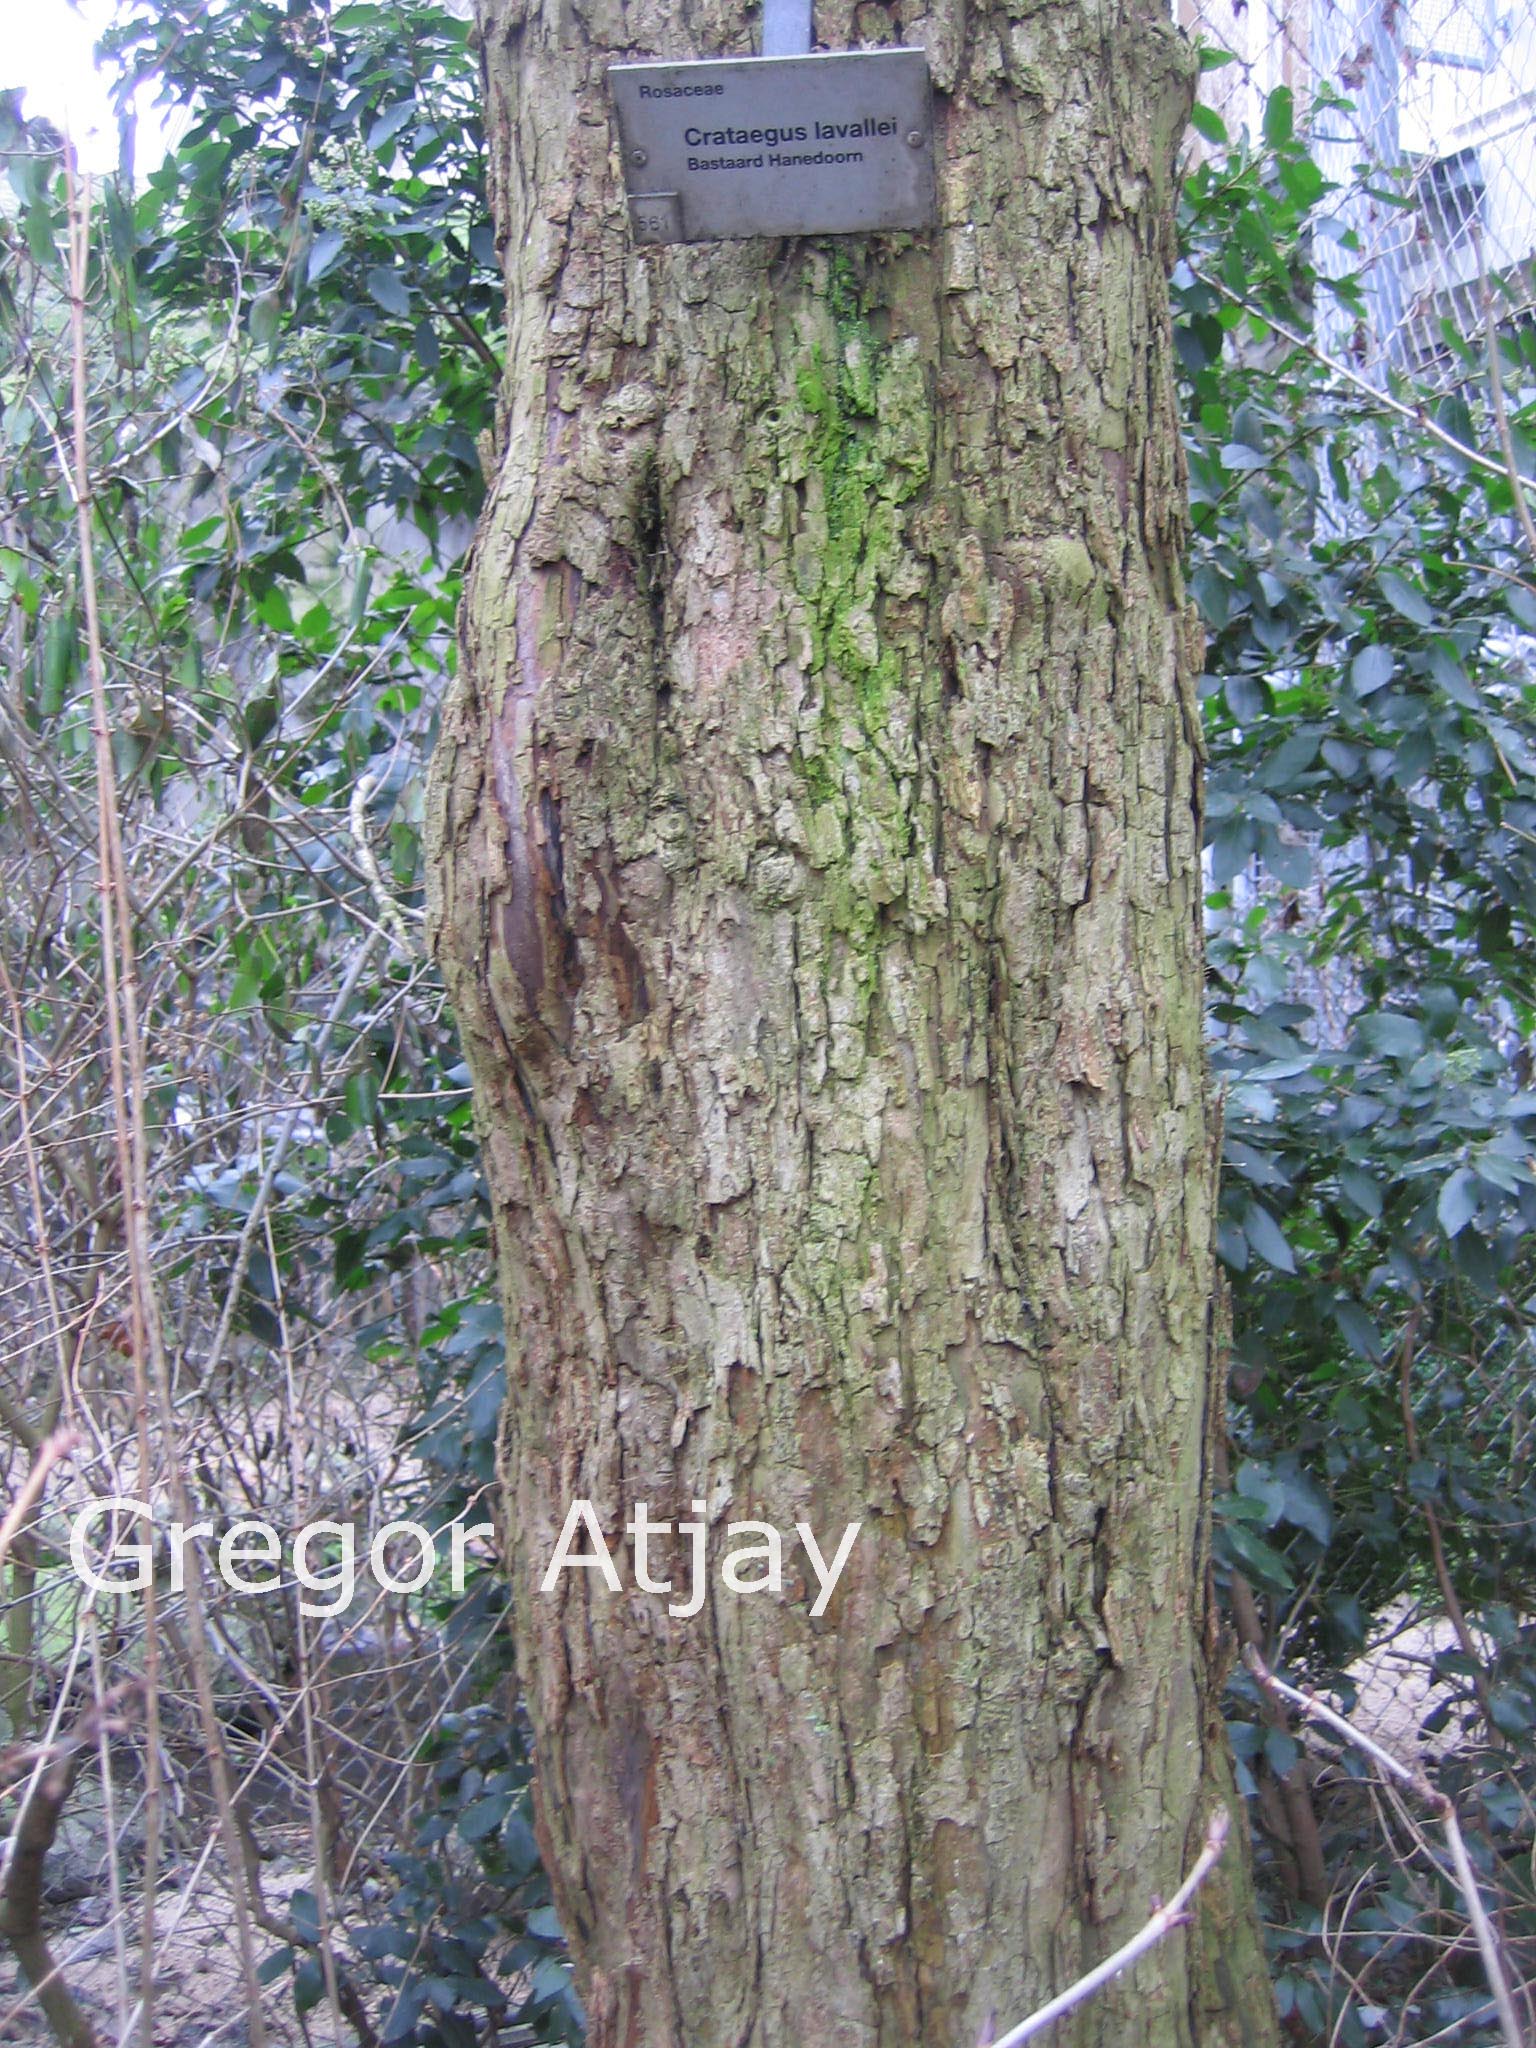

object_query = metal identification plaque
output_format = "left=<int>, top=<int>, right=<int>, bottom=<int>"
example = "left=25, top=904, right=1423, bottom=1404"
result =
left=609, top=49, right=936, bottom=244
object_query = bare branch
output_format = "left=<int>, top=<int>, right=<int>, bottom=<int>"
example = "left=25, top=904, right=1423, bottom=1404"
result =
left=1245, top=1649, right=1529, bottom=2048
left=1473, top=225, right=1536, bottom=568
left=0, top=1429, right=80, bottom=1579
left=989, top=1808, right=1231, bottom=2048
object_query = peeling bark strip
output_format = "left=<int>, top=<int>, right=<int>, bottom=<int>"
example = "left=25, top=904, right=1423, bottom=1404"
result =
left=425, top=0, right=1280, bottom=2041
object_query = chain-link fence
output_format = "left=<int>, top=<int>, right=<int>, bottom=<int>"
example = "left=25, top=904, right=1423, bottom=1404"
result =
left=1180, top=0, right=1536, bottom=378
left=1181, top=0, right=1536, bottom=1720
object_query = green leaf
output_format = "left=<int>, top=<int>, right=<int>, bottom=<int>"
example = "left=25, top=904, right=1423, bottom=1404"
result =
left=1407, top=1457, right=1442, bottom=1503
left=345, top=1067, right=380, bottom=1130
left=1437, top=1167, right=1478, bottom=1238
left=1354, top=1012, right=1424, bottom=1059
left=249, top=289, right=281, bottom=346
left=229, top=966, right=262, bottom=1012
left=1426, top=643, right=1479, bottom=709
left=368, top=264, right=412, bottom=316
left=254, top=584, right=294, bottom=633
left=1277, top=155, right=1324, bottom=207
left=242, top=687, right=282, bottom=750
left=1377, top=569, right=1432, bottom=627
left=380, top=1982, right=427, bottom=2042
left=1234, top=1461, right=1287, bottom=1526
left=1243, top=1203, right=1296, bottom=1273
left=1278, top=1471, right=1332, bottom=1545
left=1225, top=674, right=1268, bottom=723
left=458, top=1792, right=510, bottom=1841
left=1350, top=644, right=1394, bottom=697
left=369, top=102, right=418, bottom=152
left=1189, top=104, right=1228, bottom=145
left=1262, top=87, right=1294, bottom=147
left=1264, top=1726, right=1301, bottom=1778
left=1261, top=829, right=1311, bottom=888
left=288, top=1889, right=321, bottom=1945
left=293, top=1956, right=325, bottom=2016
left=297, top=601, right=333, bottom=648
left=1224, top=1137, right=1291, bottom=1190
left=501, top=1807, right=542, bottom=1880
left=1435, top=391, right=1476, bottom=453
left=1484, top=1688, right=1535, bottom=1738
left=1333, top=1299, right=1383, bottom=1361
left=1210, top=819, right=1257, bottom=886
left=1337, top=1166, right=1382, bottom=1219
left=1257, top=731, right=1319, bottom=790
left=307, top=230, right=346, bottom=284
left=39, top=614, right=75, bottom=717
left=1222, top=1519, right=1295, bottom=1592
left=1216, top=1220, right=1249, bottom=1271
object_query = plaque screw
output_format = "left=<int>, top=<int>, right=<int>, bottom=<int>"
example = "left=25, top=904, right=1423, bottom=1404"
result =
left=906, top=129, right=923, bottom=146
left=631, top=146, right=649, bottom=167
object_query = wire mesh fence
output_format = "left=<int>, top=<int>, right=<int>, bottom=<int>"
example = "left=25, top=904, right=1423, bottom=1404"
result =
left=1180, top=0, right=1536, bottom=377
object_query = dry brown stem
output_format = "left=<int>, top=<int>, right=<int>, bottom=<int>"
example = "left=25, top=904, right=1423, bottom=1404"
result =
left=1245, top=1648, right=1529, bottom=2048
left=991, top=1810, right=1232, bottom=2048
left=0, top=1684, right=140, bottom=2048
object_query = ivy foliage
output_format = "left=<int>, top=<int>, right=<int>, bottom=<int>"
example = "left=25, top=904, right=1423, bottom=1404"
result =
left=0, top=1, right=578, bottom=2039
left=1179, top=77, right=1536, bottom=2044
left=5, top=7, right=1536, bottom=2044
left=108, top=0, right=499, bottom=543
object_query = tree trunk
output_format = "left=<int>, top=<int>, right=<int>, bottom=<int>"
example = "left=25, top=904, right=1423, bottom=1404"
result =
left=426, top=0, right=1280, bottom=2041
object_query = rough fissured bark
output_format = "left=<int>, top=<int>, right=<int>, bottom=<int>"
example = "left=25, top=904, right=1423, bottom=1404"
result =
left=426, top=0, right=1279, bottom=2040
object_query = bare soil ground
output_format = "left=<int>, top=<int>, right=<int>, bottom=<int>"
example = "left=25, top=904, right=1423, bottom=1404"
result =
left=1, top=1850, right=313, bottom=2048
left=0, top=1603, right=1488, bottom=2046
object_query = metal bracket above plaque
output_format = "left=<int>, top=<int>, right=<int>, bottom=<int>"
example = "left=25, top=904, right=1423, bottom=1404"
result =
left=608, top=49, right=936, bottom=244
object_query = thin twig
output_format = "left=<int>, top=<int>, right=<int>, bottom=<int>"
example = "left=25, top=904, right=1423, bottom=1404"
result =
left=267, top=1201, right=347, bottom=2045
left=1188, top=259, right=1536, bottom=525
left=990, top=1809, right=1231, bottom=2047
left=1245, top=1649, right=1528, bottom=2048
left=0, top=955, right=76, bottom=1402
left=201, top=928, right=382, bottom=1388
left=1394, top=1310, right=1500, bottom=1743
left=84, top=1615, right=130, bottom=2044
left=0, top=1430, right=79, bottom=1579
left=66, top=146, right=276, bottom=2048
left=64, top=149, right=168, bottom=2048
left=1472, top=225, right=1536, bottom=568
left=349, top=771, right=423, bottom=959
left=0, top=1684, right=139, bottom=2048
